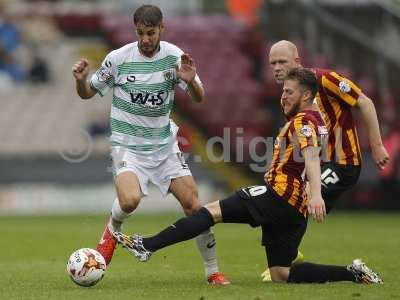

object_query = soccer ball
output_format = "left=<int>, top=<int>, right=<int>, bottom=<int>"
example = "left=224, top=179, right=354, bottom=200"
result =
left=66, top=248, right=106, bottom=287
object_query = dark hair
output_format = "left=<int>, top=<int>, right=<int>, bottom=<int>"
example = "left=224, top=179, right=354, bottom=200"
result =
left=133, top=5, right=163, bottom=26
left=285, top=68, right=318, bottom=101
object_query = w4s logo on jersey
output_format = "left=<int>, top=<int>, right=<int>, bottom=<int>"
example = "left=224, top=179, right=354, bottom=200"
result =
left=129, top=90, right=169, bottom=107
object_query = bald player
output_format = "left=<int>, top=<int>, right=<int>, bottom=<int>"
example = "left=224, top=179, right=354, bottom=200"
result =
left=260, top=40, right=389, bottom=281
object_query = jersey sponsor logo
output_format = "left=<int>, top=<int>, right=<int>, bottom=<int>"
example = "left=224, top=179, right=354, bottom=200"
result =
left=129, top=90, right=169, bottom=107
left=300, top=125, right=313, bottom=137
left=339, top=80, right=351, bottom=93
left=96, top=66, right=112, bottom=83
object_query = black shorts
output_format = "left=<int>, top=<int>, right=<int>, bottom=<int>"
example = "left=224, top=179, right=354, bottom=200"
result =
left=321, top=162, right=361, bottom=213
left=219, top=185, right=307, bottom=268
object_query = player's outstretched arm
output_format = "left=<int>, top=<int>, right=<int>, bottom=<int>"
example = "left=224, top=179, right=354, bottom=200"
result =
left=176, top=53, right=204, bottom=103
left=356, top=94, right=389, bottom=170
left=72, top=58, right=97, bottom=100
left=303, top=146, right=326, bottom=223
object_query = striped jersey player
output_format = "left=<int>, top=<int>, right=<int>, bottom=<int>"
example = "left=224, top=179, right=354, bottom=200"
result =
left=266, top=110, right=327, bottom=217
left=72, top=4, right=229, bottom=285
left=269, top=40, right=389, bottom=213
left=91, top=40, right=197, bottom=169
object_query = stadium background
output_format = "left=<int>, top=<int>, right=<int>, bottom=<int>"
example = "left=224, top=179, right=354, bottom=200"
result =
left=1, top=0, right=400, bottom=214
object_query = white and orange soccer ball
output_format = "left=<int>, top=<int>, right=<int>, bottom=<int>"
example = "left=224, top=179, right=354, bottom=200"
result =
left=66, top=248, right=106, bottom=287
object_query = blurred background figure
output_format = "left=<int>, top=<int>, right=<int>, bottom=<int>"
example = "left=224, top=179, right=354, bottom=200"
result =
left=1, top=0, right=400, bottom=216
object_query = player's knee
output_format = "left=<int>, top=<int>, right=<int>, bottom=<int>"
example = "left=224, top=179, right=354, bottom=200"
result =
left=182, top=188, right=200, bottom=215
left=182, top=200, right=201, bottom=216
left=118, top=192, right=141, bottom=213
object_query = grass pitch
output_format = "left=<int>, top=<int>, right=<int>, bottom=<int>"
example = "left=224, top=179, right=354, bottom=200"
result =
left=0, top=212, right=399, bottom=300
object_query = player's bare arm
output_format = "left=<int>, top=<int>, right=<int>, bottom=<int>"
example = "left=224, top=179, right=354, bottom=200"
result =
left=72, top=58, right=97, bottom=100
left=303, top=146, right=326, bottom=223
left=356, top=94, right=389, bottom=170
left=176, top=53, right=204, bottom=103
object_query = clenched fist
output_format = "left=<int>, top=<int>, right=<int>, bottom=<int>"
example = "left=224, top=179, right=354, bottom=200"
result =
left=72, top=59, right=90, bottom=81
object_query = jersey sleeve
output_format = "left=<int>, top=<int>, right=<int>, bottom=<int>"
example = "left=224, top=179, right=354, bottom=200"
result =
left=321, top=71, right=362, bottom=106
left=293, top=115, right=319, bottom=151
left=177, top=73, right=203, bottom=92
left=90, top=53, right=117, bottom=97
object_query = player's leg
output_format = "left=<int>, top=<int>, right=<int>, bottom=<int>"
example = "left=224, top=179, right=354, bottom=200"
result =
left=97, top=145, right=147, bottom=265
left=97, top=171, right=143, bottom=265
left=169, top=175, right=231, bottom=285
left=114, top=191, right=256, bottom=260
left=287, top=259, right=382, bottom=284
left=263, top=225, right=362, bottom=283
left=261, top=163, right=360, bottom=281
left=113, top=171, right=143, bottom=228
left=263, top=205, right=382, bottom=284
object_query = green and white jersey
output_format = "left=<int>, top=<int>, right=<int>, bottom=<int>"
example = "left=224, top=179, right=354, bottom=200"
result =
left=90, top=41, right=201, bottom=165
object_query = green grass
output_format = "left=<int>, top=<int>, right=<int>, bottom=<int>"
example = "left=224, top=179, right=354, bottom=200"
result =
left=1, top=212, right=399, bottom=300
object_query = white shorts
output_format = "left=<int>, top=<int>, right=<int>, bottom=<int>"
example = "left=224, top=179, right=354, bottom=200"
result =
left=111, top=148, right=192, bottom=196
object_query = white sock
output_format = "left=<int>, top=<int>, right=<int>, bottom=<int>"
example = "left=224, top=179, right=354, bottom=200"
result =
left=195, top=229, right=219, bottom=277
left=109, top=198, right=130, bottom=232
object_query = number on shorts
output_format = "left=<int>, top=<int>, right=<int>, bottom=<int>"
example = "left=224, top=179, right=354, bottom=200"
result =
left=248, top=185, right=267, bottom=197
left=177, top=153, right=189, bottom=170
left=321, top=168, right=339, bottom=185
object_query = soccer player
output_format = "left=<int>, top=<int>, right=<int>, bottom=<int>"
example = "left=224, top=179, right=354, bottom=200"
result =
left=260, top=40, right=389, bottom=281
left=71, top=4, right=229, bottom=285
left=114, top=68, right=383, bottom=284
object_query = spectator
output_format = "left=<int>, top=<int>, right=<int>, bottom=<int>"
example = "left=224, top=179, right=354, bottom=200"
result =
left=0, top=9, right=26, bottom=82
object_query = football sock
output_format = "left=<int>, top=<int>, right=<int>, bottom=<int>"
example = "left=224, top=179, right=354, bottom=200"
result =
left=287, top=262, right=357, bottom=283
left=110, top=198, right=129, bottom=232
left=143, top=207, right=215, bottom=252
left=195, top=230, right=219, bottom=277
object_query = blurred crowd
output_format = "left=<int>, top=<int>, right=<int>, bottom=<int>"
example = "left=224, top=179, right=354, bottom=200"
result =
left=0, top=3, right=60, bottom=92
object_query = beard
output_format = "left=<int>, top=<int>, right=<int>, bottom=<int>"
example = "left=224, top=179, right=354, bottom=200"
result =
left=139, top=40, right=160, bottom=57
left=284, top=101, right=301, bottom=119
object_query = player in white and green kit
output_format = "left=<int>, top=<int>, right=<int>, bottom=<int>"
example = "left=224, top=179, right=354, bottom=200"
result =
left=72, top=4, right=230, bottom=285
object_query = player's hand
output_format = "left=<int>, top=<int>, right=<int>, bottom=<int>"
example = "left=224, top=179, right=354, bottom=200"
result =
left=176, top=53, right=196, bottom=84
left=308, top=195, right=326, bottom=223
left=371, top=144, right=389, bottom=170
left=72, top=58, right=90, bottom=81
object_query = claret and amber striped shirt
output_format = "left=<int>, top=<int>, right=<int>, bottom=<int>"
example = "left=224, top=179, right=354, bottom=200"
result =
left=314, top=68, right=362, bottom=166
left=266, top=110, right=327, bottom=216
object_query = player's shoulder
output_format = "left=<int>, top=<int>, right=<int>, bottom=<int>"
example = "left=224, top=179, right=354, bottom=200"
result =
left=106, top=42, right=137, bottom=63
left=315, top=67, right=353, bottom=83
left=161, top=41, right=184, bottom=57
left=293, top=110, right=321, bottom=127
